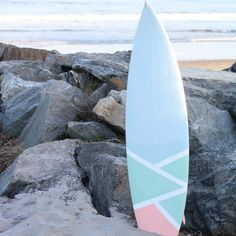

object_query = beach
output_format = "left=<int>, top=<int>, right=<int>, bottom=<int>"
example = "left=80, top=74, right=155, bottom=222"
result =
left=0, top=0, right=236, bottom=61
left=179, top=59, right=234, bottom=71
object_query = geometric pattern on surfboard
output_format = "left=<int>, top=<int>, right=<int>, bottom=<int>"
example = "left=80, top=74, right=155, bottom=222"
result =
left=127, top=148, right=189, bottom=236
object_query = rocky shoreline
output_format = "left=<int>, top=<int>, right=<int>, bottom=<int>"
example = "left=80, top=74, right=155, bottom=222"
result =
left=0, top=43, right=235, bottom=236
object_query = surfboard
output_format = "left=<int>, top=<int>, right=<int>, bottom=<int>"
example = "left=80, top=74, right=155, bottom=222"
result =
left=126, top=2, right=189, bottom=236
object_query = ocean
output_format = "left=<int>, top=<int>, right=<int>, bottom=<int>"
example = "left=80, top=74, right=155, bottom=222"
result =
left=1, top=0, right=236, bottom=60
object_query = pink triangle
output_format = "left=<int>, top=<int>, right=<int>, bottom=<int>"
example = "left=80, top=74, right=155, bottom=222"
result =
left=135, top=204, right=179, bottom=236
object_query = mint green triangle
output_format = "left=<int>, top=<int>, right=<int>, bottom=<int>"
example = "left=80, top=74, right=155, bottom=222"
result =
left=128, top=156, right=181, bottom=205
left=162, top=155, right=189, bottom=182
left=160, top=192, right=187, bottom=225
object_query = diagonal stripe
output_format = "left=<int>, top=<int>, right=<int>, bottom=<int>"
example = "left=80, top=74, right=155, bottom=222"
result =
left=155, top=149, right=189, bottom=168
left=127, top=149, right=187, bottom=188
left=154, top=201, right=180, bottom=230
left=134, top=187, right=187, bottom=210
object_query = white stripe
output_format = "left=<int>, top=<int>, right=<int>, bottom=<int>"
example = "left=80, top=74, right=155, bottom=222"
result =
left=154, top=201, right=180, bottom=230
left=127, top=149, right=187, bottom=188
left=155, top=149, right=189, bottom=168
left=134, top=187, right=187, bottom=209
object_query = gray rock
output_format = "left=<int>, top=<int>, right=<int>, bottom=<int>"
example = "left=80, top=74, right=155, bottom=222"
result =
left=180, top=69, right=236, bottom=235
left=182, top=68, right=236, bottom=118
left=187, top=97, right=236, bottom=154
left=74, top=142, right=132, bottom=217
left=87, top=83, right=110, bottom=108
left=67, top=121, right=117, bottom=141
left=58, top=70, right=85, bottom=87
left=46, top=51, right=131, bottom=90
left=0, top=139, right=154, bottom=236
left=0, top=60, right=60, bottom=82
left=0, top=73, right=43, bottom=102
left=1, top=86, right=44, bottom=137
left=71, top=83, right=110, bottom=120
left=58, top=70, right=102, bottom=95
left=93, top=90, right=126, bottom=132
left=20, top=80, right=85, bottom=147
left=72, top=52, right=129, bottom=90
left=0, top=139, right=81, bottom=197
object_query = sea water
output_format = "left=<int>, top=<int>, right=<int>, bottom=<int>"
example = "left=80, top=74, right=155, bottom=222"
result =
left=0, top=0, right=236, bottom=60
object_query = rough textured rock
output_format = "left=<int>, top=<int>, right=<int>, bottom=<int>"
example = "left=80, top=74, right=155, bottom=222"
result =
left=67, top=121, right=117, bottom=141
left=0, top=73, right=43, bottom=102
left=187, top=97, right=236, bottom=153
left=46, top=51, right=131, bottom=90
left=87, top=83, right=110, bottom=108
left=0, top=60, right=60, bottom=82
left=93, top=90, right=126, bottom=132
left=0, top=140, right=154, bottom=236
left=181, top=68, right=236, bottom=235
left=182, top=68, right=236, bottom=119
left=1, top=86, right=44, bottom=137
left=0, top=43, right=54, bottom=61
left=20, top=80, right=85, bottom=147
left=74, top=142, right=132, bottom=217
left=0, top=139, right=81, bottom=197
left=72, top=52, right=129, bottom=90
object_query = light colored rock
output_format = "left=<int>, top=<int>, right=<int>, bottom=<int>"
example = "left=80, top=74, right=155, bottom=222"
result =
left=93, top=90, right=126, bottom=131
left=0, top=139, right=155, bottom=236
left=0, top=139, right=81, bottom=197
left=1, top=73, right=43, bottom=102
left=187, top=97, right=236, bottom=152
left=67, top=121, right=117, bottom=141
left=20, top=80, right=85, bottom=147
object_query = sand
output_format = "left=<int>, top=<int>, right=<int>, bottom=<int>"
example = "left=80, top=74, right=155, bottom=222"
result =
left=179, top=59, right=234, bottom=71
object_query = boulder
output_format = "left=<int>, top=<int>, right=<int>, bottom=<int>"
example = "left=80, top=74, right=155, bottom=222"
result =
left=20, top=80, right=85, bottom=147
left=0, top=43, right=54, bottom=61
left=180, top=69, right=236, bottom=235
left=182, top=68, right=236, bottom=118
left=72, top=52, right=129, bottom=90
left=93, top=90, right=126, bottom=132
left=67, top=121, right=117, bottom=141
left=0, top=60, right=60, bottom=82
left=0, top=139, right=154, bottom=236
left=0, top=73, right=43, bottom=102
left=1, top=86, right=44, bottom=137
left=87, top=83, right=110, bottom=108
left=0, top=139, right=81, bottom=197
left=187, top=97, right=236, bottom=153
left=46, top=51, right=131, bottom=90
left=74, top=142, right=132, bottom=217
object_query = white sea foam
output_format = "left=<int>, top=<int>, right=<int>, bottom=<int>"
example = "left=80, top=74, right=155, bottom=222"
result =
left=0, top=0, right=236, bottom=59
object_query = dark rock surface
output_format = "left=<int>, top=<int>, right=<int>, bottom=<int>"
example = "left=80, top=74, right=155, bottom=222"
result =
left=1, top=86, right=44, bottom=137
left=0, top=60, right=60, bottom=82
left=46, top=51, right=131, bottom=90
left=20, top=80, right=84, bottom=147
left=0, top=73, right=43, bottom=102
left=67, top=121, right=117, bottom=141
left=74, top=142, right=132, bottom=217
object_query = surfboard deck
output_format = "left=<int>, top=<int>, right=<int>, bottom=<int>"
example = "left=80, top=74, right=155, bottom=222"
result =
left=126, top=2, right=189, bottom=236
